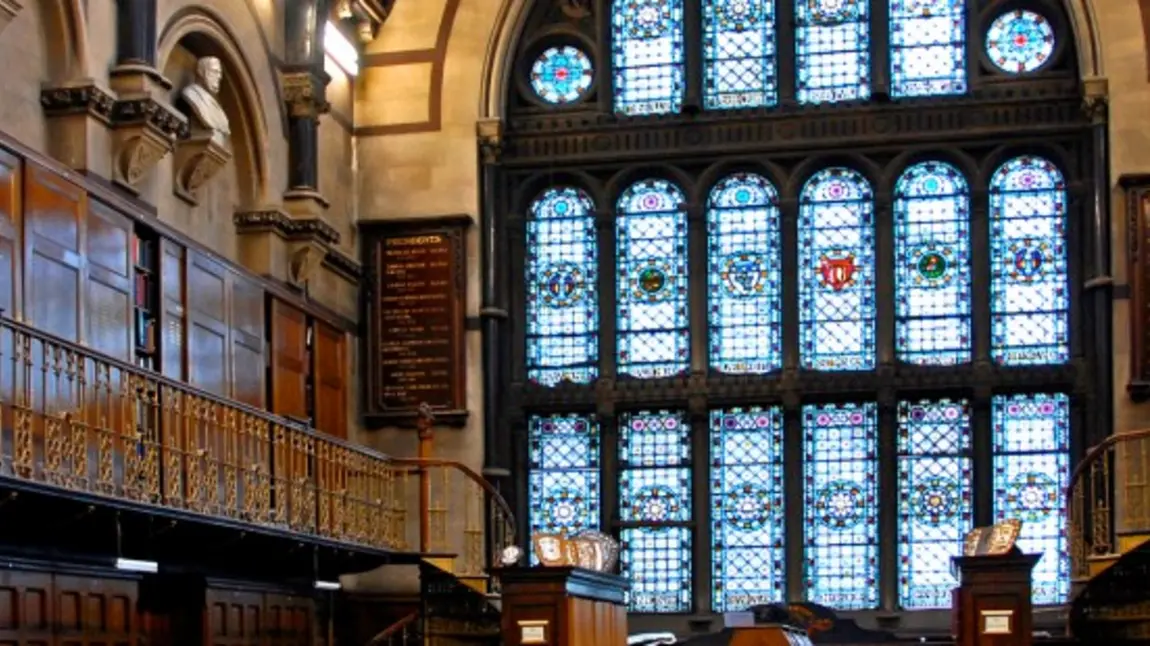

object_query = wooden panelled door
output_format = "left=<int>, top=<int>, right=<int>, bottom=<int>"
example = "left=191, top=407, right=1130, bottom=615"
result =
left=0, top=148, right=21, bottom=322
left=313, top=321, right=347, bottom=439
left=269, top=299, right=309, bottom=421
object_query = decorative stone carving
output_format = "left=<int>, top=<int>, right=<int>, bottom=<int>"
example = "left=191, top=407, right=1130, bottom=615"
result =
left=233, top=209, right=340, bottom=245
left=40, top=81, right=117, bottom=173
left=180, top=57, right=231, bottom=142
left=109, top=96, right=187, bottom=190
left=172, top=131, right=232, bottom=205
left=281, top=70, right=330, bottom=119
left=1082, top=76, right=1108, bottom=125
left=288, top=243, right=323, bottom=287
left=0, top=0, right=24, bottom=35
left=477, top=118, right=503, bottom=165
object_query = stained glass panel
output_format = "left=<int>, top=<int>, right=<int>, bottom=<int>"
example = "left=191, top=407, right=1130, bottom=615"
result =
left=528, top=414, right=600, bottom=565
left=617, top=179, right=690, bottom=378
left=894, top=161, right=972, bottom=365
left=986, top=10, right=1056, bottom=74
left=619, top=410, right=692, bottom=612
left=707, top=173, right=782, bottom=374
left=989, top=156, right=1069, bottom=366
left=703, top=0, right=777, bottom=109
left=802, top=402, right=879, bottom=610
left=530, top=45, right=595, bottom=104
left=526, top=187, right=599, bottom=385
left=890, top=0, right=966, bottom=97
left=798, top=168, right=875, bottom=371
left=795, top=0, right=871, bottom=104
left=992, top=393, right=1070, bottom=605
left=710, top=407, right=785, bottom=611
left=897, top=399, right=972, bottom=609
left=612, top=0, right=685, bottom=115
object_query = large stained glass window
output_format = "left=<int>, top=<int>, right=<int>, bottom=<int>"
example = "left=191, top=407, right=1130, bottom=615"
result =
left=986, top=10, right=1056, bottom=74
left=711, top=407, right=786, bottom=611
left=992, top=393, right=1070, bottom=605
left=612, top=0, right=685, bottom=115
left=897, top=399, right=972, bottom=609
left=619, top=410, right=693, bottom=612
left=703, top=0, right=777, bottom=109
left=803, top=402, right=879, bottom=609
left=894, top=161, right=972, bottom=365
left=989, top=156, right=1069, bottom=366
left=889, top=0, right=966, bottom=98
left=527, top=413, right=601, bottom=564
left=707, top=173, right=782, bottom=374
left=798, top=168, right=875, bottom=371
left=795, top=0, right=871, bottom=104
left=617, top=179, right=690, bottom=378
left=526, top=187, right=599, bottom=385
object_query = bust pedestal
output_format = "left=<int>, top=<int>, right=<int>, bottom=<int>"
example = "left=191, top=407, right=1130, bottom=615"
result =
left=172, top=130, right=232, bottom=205
left=951, top=552, right=1041, bottom=646
left=497, top=566, right=628, bottom=646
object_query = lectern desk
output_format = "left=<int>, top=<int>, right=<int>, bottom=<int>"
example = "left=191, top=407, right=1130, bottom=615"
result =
left=497, top=566, right=629, bottom=646
left=951, top=552, right=1041, bottom=646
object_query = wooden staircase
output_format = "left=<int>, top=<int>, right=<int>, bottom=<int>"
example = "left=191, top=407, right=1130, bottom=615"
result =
left=1067, top=428, right=1150, bottom=643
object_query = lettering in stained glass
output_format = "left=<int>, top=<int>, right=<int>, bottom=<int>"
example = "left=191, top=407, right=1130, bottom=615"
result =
left=986, top=10, right=1056, bottom=74
left=703, top=0, right=778, bottom=109
left=707, top=173, right=782, bottom=374
left=612, top=0, right=685, bottom=115
left=795, top=0, right=871, bottom=104
left=530, top=45, right=595, bottom=104
left=526, top=187, right=599, bottom=385
left=527, top=413, right=601, bottom=566
left=890, top=0, right=967, bottom=97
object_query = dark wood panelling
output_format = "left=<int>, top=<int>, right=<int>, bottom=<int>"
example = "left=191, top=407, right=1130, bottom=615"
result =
left=85, top=201, right=134, bottom=363
left=0, top=569, right=138, bottom=646
left=264, top=592, right=313, bottom=646
left=160, top=239, right=187, bottom=382
left=313, top=321, right=347, bottom=439
left=187, top=252, right=230, bottom=398
left=0, top=148, right=21, bottom=322
left=229, top=276, right=265, bottom=409
left=270, top=299, right=308, bottom=420
left=23, top=163, right=85, bottom=343
left=206, top=587, right=313, bottom=646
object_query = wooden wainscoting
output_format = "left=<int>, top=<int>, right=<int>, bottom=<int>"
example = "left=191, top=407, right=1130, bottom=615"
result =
left=0, top=567, right=139, bottom=646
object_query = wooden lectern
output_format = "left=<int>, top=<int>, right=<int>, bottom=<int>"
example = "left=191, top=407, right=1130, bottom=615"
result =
left=951, top=551, right=1041, bottom=646
left=498, top=566, right=629, bottom=646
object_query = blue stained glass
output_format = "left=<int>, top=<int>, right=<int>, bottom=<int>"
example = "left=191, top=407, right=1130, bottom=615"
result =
left=612, top=0, right=685, bottom=115
left=799, top=168, right=875, bottom=371
left=619, top=410, right=692, bottom=612
left=527, top=413, right=600, bottom=565
left=530, top=45, right=595, bottom=104
left=986, top=10, right=1056, bottom=74
left=707, top=173, right=782, bottom=374
left=894, top=161, right=972, bottom=365
left=795, top=0, right=871, bottom=104
left=890, top=0, right=967, bottom=97
left=989, top=156, right=1069, bottom=366
left=992, top=393, right=1070, bottom=605
left=526, top=187, right=599, bottom=385
left=703, top=0, right=777, bottom=109
left=616, top=179, right=690, bottom=378
left=897, top=399, right=972, bottom=609
left=710, top=407, right=785, bottom=611
left=802, top=402, right=879, bottom=610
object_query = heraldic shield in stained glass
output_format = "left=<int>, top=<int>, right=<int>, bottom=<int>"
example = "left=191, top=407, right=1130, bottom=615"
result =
left=795, top=0, right=871, bottom=104
left=703, top=0, right=778, bottom=109
left=530, top=45, right=595, bottom=104
left=986, top=9, right=1056, bottom=74
left=527, top=414, right=601, bottom=564
left=889, top=0, right=967, bottom=97
left=613, top=0, right=686, bottom=115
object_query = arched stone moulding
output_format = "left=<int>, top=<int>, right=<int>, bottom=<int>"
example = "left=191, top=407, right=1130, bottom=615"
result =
left=0, top=0, right=24, bottom=37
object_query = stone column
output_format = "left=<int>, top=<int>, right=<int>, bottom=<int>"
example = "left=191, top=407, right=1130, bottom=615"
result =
left=478, top=119, right=510, bottom=484
left=1082, top=77, right=1113, bottom=449
left=281, top=0, right=332, bottom=220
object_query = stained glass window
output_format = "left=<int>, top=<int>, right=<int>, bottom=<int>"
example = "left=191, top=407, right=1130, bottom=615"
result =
left=894, top=161, right=971, bottom=365
left=992, top=393, right=1070, bottom=605
left=795, top=0, right=871, bottom=104
left=890, top=0, right=966, bottom=97
left=617, top=179, right=690, bottom=378
left=989, top=156, right=1069, bottom=366
left=530, top=45, right=595, bottom=104
left=798, top=168, right=875, bottom=371
left=526, top=187, right=599, bottom=385
left=803, top=402, right=879, bottom=610
left=612, top=0, right=685, bottom=115
left=527, top=413, right=601, bottom=565
left=703, top=0, right=777, bottom=109
left=897, top=399, right=972, bottom=609
left=986, top=10, right=1056, bottom=74
left=711, top=407, right=785, bottom=611
left=707, top=173, right=782, bottom=374
left=619, top=410, right=692, bottom=612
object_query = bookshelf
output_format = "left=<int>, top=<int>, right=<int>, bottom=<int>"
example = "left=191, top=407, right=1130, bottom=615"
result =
left=132, top=226, right=159, bottom=371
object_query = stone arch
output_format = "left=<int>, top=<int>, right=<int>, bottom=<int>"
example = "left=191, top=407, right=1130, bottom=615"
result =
left=157, top=6, right=276, bottom=207
left=478, top=0, right=1106, bottom=120
left=37, top=0, right=88, bottom=81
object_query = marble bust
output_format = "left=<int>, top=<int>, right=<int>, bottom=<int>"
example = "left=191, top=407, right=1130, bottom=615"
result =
left=180, top=56, right=230, bottom=141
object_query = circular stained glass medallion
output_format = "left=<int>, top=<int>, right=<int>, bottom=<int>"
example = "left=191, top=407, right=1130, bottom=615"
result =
left=808, top=0, right=861, bottom=23
left=721, top=253, right=767, bottom=296
left=986, top=10, right=1056, bottom=74
left=540, top=262, right=587, bottom=308
left=624, top=0, right=673, bottom=39
left=631, top=485, right=682, bottom=522
left=1006, top=472, right=1059, bottom=522
left=722, top=483, right=774, bottom=531
left=1008, top=240, right=1051, bottom=282
left=715, top=0, right=764, bottom=30
left=530, top=45, right=594, bottom=105
left=912, top=477, right=961, bottom=525
left=543, top=486, right=588, bottom=530
left=913, top=246, right=953, bottom=286
left=632, top=264, right=672, bottom=301
left=815, top=480, right=867, bottom=529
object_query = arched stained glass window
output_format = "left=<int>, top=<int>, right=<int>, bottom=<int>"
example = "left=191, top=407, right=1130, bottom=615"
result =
left=525, top=187, right=599, bottom=385
left=707, top=173, right=782, bottom=374
left=703, top=0, right=777, bottom=109
left=616, top=179, right=690, bottom=378
left=803, top=402, right=879, bottom=610
left=989, top=156, right=1069, bottom=366
left=894, top=161, right=971, bottom=365
left=890, top=0, right=967, bottom=97
left=710, top=407, right=786, bottom=611
left=798, top=168, right=875, bottom=371
left=527, top=413, right=601, bottom=564
left=897, top=398, right=972, bottom=609
left=795, top=0, right=871, bottom=104
left=986, top=10, right=1056, bottom=74
left=992, top=393, right=1070, bottom=605
left=612, top=0, right=685, bottom=115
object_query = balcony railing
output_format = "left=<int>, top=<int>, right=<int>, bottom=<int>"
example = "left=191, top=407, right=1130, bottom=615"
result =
left=0, top=314, right=515, bottom=572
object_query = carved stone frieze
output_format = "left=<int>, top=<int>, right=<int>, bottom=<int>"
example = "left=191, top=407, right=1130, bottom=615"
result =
left=322, top=248, right=363, bottom=284
left=172, top=131, right=232, bottom=204
left=233, top=209, right=341, bottom=246
left=40, top=82, right=116, bottom=124
left=40, top=81, right=117, bottom=173
left=0, top=0, right=23, bottom=35
left=281, top=69, right=331, bottom=119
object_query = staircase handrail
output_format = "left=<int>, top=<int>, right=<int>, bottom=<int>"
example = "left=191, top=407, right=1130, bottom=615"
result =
left=366, top=611, right=420, bottom=646
left=389, top=457, right=517, bottom=536
left=1067, top=428, right=1150, bottom=495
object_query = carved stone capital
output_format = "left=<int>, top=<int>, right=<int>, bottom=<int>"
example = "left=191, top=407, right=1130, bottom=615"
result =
left=172, top=131, right=232, bottom=204
left=41, top=81, right=116, bottom=124
left=477, top=118, right=503, bottom=165
left=1082, top=76, right=1109, bottom=125
left=0, top=0, right=23, bottom=35
left=40, top=80, right=117, bottom=173
left=281, top=69, right=331, bottom=119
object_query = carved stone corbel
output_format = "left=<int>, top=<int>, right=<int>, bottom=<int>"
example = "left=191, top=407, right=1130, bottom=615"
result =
left=172, top=130, right=233, bottom=204
left=288, top=241, right=326, bottom=288
left=109, top=95, right=188, bottom=191
left=0, top=0, right=23, bottom=35
left=40, top=81, right=116, bottom=174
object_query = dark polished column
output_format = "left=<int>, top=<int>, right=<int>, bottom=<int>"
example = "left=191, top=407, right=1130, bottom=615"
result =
left=282, top=0, right=331, bottom=198
left=115, top=0, right=157, bottom=67
left=1083, top=81, right=1113, bottom=447
left=479, top=123, right=510, bottom=479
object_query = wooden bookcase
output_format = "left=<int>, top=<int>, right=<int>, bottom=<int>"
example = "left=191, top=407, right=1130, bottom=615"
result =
left=132, top=224, right=160, bottom=371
